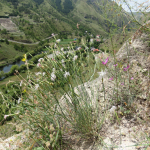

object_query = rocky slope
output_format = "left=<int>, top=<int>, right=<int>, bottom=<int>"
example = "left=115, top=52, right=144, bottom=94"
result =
left=1, top=23, right=150, bottom=149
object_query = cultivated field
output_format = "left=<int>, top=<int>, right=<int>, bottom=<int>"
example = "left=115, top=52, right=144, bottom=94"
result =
left=0, top=18, right=18, bottom=32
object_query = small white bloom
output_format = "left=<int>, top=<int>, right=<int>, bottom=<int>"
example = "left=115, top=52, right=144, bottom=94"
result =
left=77, top=47, right=81, bottom=50
left=35, top=84, right=39, bottom=90
left=4, top=115, right=9, bottom=119
left=97, top=71, right=106, bottom=77
left=61, top=59, right=65, bottom=64
left=20, top=80, right=23, bottom=86
left=61, top=48, right=64, bottom=51
left=52, top=33, right=54, bottom=36
left=73, top=55, right=78, bottom=61
left=18, top=97, right=21, bottom=104
left=54, top=43, right=57, bottom=48
left=51, top=72, right=56, bottom=81
left=90, top=39, right=93, bottom=43
left=56, top=39, right=61, bottom=43
left=37, top=63, right=41, bottom=67
left=60, top=69, right=63, bottom=71
left=64, top=71, right=70, bottom=78
left=43, top=72, right=46, bottom=76
left=35, top=72, right=42, bottom=76
left=109, top=106, right=117, bottom=114
left=55, top=51, right=60, bottom=56
left=38, top=58, right=44, bottom=62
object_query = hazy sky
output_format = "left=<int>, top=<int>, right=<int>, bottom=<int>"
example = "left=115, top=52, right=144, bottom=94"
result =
left=118, top=0, right=150, bottom=12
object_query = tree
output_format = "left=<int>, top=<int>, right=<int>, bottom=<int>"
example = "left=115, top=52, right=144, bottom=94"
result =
left=0, top=71, right=4, bottom=79
left=93, top=40, right=100, bottom=49
left=5, top=39, right=9, bottom=45
left=10, top=65, right=19, bottom=75
left=79, top=33, right=82, bottom=37
left=86, top=36, right=90, bottom=43
left=14, top=44, right=20, bottom=50
left=63, top=0, right=73, bottom=14
left=1, top=29, right=7, bottom=34
left=77, top=38, right=81, bottom=44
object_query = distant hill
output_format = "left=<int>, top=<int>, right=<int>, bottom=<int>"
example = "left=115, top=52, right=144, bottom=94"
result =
left=128, top=12, right=144, bottom=21
left=0, top=0, right=134, bottom=41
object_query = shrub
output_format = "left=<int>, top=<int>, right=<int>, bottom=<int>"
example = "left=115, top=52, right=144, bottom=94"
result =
left=9, top=65, right=19, bottom=75
left=19, top=64, right=27, bottom=71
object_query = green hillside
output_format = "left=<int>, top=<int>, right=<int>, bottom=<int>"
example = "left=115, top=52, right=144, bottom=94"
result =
left=0, top=0, right=134, bottom=42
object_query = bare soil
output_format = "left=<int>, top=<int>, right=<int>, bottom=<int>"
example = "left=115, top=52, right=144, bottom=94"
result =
left=0, top=18, right=18, bottom=32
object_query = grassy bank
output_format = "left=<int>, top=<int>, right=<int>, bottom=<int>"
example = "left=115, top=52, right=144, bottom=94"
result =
left=0, top=42, right=38, bottom=65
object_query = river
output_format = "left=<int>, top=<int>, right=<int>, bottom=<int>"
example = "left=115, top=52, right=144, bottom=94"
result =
left=0, top=61, right=25, bottom=73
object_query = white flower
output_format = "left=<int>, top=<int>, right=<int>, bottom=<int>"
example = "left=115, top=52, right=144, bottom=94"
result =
left=90, top=39, right=93, bottom=43
left=37, top=63, right=41, bottom=67
left=61, top=59, right=65, bottom=64
left=52, top=33, right=54, bottom=36
left=109, top=106, right=117, bottom=114
left=20, top=80, right=23, bottom=86
left=43, top=72, right=46, bottom=76
left=35, top=72, right=42, bottom=76
left=4, top=115, right=9, bottom=119
left=38, top=58, right=44, bottom=62
left=18, top=97, right=21, bottom=104
left=55, top=51, right=60, bottom=56
left=97, top=71, right=106, bottom=77
left=61, top=48, right=64, bottom=51
left=52, top=68, right=55, bottom=72
left=64, top=71, right=70, bottom=78
left=54, top=43, right=57, bottom=48
left=77, top=47, right=81, bottom=50
left=73, top=55, right=78, bottom=61
left=67, top=46, right=70, bottom=49
left=51, top=72, right=56, bottom=81
left=35, top=84, right=39, bottom=90
left=56, top=39, right=61, bottom=43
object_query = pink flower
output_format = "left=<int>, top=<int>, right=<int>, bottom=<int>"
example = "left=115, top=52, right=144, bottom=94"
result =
left=4, top=115, right=9, bottom=119
left=109, top=77, right=113, bottom=80
left=121, top=83, right=124, bottom=85
left=131, top=77, right=134, bottom=80
left=123, top=64, right=130, bottom=71
left=37, top=63, right=41, bottom=67
left=114, top=64, right=118, bottom=67
left=102, top=57, right=109, bottom=65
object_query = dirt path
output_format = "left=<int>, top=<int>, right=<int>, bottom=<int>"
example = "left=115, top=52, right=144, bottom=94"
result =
left=2, top=34, right=58, bottom=45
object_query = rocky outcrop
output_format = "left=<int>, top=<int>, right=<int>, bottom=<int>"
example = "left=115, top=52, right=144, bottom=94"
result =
left=116, top=26, right=150, bottom=100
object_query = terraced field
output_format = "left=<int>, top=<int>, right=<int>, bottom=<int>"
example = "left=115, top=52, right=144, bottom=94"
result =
left=0, top=18, right=18, bottom=32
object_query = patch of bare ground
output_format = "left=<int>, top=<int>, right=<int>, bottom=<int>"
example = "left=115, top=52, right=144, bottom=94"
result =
left=0, top=18, right=18, bottom=32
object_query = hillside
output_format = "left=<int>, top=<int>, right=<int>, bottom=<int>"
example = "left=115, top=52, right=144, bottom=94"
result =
left=0, top=0, right=134, bottom=42
left=0, top=22, right=150, bottom=149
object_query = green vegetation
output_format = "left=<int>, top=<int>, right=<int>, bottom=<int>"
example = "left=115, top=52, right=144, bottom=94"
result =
left=0, top=0, right=135, bottom=43
left=1, top=0, right=150, bottom=150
